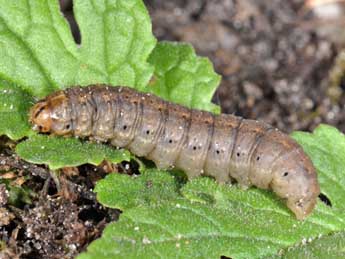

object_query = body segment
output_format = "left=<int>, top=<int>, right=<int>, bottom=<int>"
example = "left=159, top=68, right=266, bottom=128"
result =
left=30, top=85, right=320, bottom=219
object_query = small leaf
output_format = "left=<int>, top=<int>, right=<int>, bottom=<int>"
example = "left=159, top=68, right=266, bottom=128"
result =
left=0, top=178, right=34, bottom=206
left=79, top=125, right=345, bottom=259
left=15, top=134, right=131, bottom=170
left=0, top=80, right=34, bottom=140
left=148, top=41, right=221, bottom=113
left=7, top=185, right=33, bottom=206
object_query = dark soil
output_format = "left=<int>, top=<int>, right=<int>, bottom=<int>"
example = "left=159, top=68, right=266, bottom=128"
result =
left=1, top=1, right=345, bottom=258
left=0, top=139, right=122, bottom=259
left=146, top=0, right=345, bottom=132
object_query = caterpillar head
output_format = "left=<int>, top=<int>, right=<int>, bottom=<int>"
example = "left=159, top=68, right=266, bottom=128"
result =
left=29, top=91, right=73, bottom=136
left=271, top=148, right=320, bottom=220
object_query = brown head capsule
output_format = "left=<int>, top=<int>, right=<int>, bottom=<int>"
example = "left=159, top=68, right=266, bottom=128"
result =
left=29, top=85, right=320, bottom=220
left=29, top=91, right=73, bottom=136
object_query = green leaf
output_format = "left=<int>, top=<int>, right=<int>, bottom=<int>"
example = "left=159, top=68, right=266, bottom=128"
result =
left=270, top=231, right=345, bottom=259
left=78, top=125, right=345, bottom=259
left=95, top=169, right=179, bottom=210
left=74, top=0, right=156, bottom=89
left=147, top=41, right=221, bottom=113
left=15, top=134, right=131, bottom=170
left=0, top=80, right=34, bottom=140
left=0, top=0, right=156, bottom=97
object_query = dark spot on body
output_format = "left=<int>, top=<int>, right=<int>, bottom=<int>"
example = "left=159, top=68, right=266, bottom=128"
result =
left=256, top=156, right=260, bottom=161
left=216, top=150, right=220, bottom=154
left=123, top=125, right=127, bottom=130
left=237, top=152, right=240, bottom=157
left=146, top=130, right=150, bottom=135
left=169, top=139, right=173, bottom=143
left=283, top=172, right=289, bottom=177
left=193, top=146, right=197, bottom=150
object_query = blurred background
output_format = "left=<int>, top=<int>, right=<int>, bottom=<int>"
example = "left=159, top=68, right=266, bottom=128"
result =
left=60, top=0, right=345, bottom=132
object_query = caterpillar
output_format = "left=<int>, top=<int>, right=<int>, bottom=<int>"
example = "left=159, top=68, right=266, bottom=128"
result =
left=29, top=85, right=320, bottom=220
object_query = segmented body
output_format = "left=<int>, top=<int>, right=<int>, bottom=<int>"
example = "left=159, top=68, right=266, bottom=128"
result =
left=30, top=85, right=320, bottom=219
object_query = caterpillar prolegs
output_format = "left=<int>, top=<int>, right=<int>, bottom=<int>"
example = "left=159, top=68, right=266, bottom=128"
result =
left=29, top=85, right=320, bottom=220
